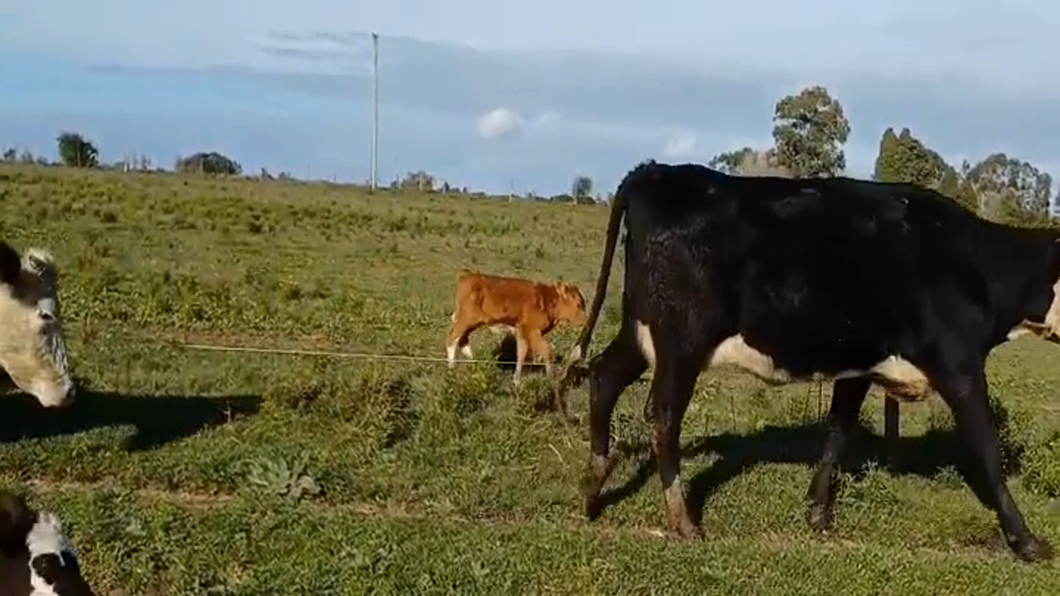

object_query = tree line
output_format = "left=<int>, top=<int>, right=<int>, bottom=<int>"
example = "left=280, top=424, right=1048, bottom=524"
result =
left=708, top=85, right=1055, bottom=226
left=2, top=131, right=601, bottom=203
left=3, top=97, right=1056, bottom=224
left=1, top=132, right=245, bottom=176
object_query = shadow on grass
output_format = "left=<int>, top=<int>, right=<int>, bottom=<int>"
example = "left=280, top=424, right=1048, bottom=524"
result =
left=491, top=333, right=557, bottom=375
left=592, top=421, right=1005, bottom=526
left=0, top=383, right=262, bottom=452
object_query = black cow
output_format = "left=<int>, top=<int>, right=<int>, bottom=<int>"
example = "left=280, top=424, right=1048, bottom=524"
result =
left=559, top=159, right=1060, bottom=563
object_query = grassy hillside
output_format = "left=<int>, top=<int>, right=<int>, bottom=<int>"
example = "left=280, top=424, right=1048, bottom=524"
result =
left=2, top=164, right=1060, bottom=594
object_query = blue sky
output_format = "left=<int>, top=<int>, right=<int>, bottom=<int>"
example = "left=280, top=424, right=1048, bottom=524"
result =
left=2, top=0, right=1059, bottom=196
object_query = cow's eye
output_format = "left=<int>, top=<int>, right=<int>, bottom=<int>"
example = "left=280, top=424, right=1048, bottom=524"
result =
left=38, top=310, right=55, bottom=322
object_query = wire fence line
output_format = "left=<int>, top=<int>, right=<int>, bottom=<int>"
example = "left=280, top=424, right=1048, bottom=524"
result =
left=49, top=320, right=575, bottom=368
left=163, top=341, right=557, bottom=368
left=47, top=329, right=1060, bottom=427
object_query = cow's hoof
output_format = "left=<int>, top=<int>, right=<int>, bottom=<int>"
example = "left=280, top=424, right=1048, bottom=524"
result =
left=806, top=503, right=834, bottom=534
left=671, top=519, right=704, bottom=540
left=585, top=495, right=604, bottom=521
left=1012, top=535, right=1054, bottom=563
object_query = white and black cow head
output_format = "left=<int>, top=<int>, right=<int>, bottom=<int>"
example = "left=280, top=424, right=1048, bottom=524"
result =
left=0, top=241, right=76, bottom=408
left=0, top=491, right=94, bottom=596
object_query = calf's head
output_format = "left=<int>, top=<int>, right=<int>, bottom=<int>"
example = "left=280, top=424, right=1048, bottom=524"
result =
left=0, top=490, right=94, bottom=596
left=0, top=242, right=75, bottom=408
left=552, top=281, right=587, bottom=326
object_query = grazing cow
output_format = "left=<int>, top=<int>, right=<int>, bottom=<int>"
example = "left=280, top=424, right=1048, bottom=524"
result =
left=0, top=490, right=95, bottom=595
left=0, top=241, right=76, bottom=409
left=560, top=160, right=1060, bottom=563
left=446, top=270, right=587, bottom=384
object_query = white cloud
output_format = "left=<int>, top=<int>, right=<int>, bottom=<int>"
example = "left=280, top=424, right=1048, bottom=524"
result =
left=663, top=130, right=697, bottom=157
left=477, top=107, right=562, bottom=139
left=477, top=107, right=522, bottom=139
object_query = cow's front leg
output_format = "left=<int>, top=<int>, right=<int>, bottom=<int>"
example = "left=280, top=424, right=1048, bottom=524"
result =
left=933, top=359, right=1053, bottom=563
left=806, top=377, right=870, bottom=533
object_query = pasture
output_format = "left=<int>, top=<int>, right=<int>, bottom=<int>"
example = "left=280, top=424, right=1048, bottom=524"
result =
left=3, top=163, right=1060, bottom=594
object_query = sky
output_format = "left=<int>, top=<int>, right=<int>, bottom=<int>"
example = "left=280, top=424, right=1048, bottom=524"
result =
left=2, top=0, right=1060, bottom=197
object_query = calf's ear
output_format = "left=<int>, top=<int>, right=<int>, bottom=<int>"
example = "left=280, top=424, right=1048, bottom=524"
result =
left=0, top=242, right=21, bottom=286
left=560, top=282, right=581, bottom=300
left=0, top=490, right=35, bottom=555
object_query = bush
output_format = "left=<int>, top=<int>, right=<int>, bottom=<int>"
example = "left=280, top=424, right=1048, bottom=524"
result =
left=176, top=151, right=242, bottom=176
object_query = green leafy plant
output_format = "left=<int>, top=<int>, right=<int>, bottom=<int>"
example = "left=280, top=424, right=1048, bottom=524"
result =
left=243, top=454, right=322, bottom=502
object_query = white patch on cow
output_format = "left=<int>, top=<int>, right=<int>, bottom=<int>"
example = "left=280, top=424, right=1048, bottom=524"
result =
left=708, top=334, right=793, bottom=383
left=845, top=355, right=930, bottom=402
left=634, top=322, right=657, bottom=368
left=662, top=472, right=693, bottom=530
left=461, top=345, right=473, bottom=359
left=664, top=473, right=684, bottom=502
left=1007, top=325, right=1035, bottom=341
left=567, top=344, right=583, bottom=364
left=633, top=322, right=931, bottom=401
left=1043, top=276, right=1060, bottom=336
left=27, top=512, right=75, bottom=596
left=445, top=343, right=457, bottom=367
left=591, top=452, right=608, bottom=472
left=1007, top=276, right=1060, bottom=343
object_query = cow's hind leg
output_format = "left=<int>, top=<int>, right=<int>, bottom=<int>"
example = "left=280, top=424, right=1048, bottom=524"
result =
left=649, top=338, right=709, bottom=539
left=806, top=377, right=870, bottom=533
left=584, top=329, right=648, bottom=519
left=932, top=360, right=1052, bottom=563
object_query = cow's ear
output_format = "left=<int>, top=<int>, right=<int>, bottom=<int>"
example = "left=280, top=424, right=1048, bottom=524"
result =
left=0, top=490, right=34, bottom=555
left=0, top=241, right=21, bottom=286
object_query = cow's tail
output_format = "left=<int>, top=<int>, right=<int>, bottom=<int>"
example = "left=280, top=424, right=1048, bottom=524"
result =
left=555, top=168, right=633, bottom=401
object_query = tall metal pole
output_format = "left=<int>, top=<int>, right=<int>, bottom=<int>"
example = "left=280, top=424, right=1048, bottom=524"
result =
left=371, top=32, right=379, bottom=191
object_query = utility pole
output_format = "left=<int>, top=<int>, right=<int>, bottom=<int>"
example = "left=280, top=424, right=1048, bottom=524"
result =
left=371, top=32, right=379, bottom=191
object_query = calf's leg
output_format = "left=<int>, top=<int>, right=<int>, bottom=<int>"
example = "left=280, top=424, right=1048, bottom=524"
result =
left=806, top=377, right=870, bottom=533
left=445, top=322, right=470, bottom=367
left=932, top=362, right=1052, bottom=563
left=512, top=329, right=530, bottom=385
left=583, top=330, right=648, bottom=519
left=523, top=326, right=554, bottom=379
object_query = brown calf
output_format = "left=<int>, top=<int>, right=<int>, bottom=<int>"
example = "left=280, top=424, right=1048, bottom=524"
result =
left=446, top=271, right=587, bottom=384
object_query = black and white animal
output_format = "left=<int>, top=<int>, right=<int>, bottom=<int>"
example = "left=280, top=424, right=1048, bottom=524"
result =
left=0, top=490, right=94, bottom=595
left=0, top=240, right=77, bottom=408
left=561, top=159, right=1060, bottom=563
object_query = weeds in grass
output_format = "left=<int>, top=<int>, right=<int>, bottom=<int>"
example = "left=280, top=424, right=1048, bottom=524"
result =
left=242, top=454, right=322, bottom=502
left=1023, top=432, right=1060, bottom=497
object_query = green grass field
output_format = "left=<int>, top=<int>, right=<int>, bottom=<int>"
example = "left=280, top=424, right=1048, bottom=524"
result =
left=3, top=163, right=1060, bottom=595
